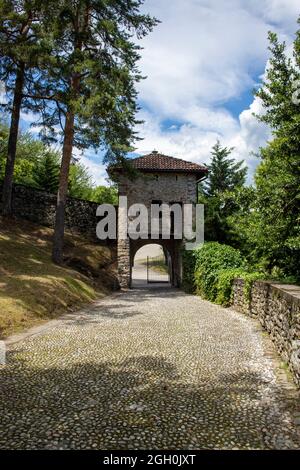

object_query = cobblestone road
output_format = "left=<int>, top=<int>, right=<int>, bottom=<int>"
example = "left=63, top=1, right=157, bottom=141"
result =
left=0, top=288, right=299, bottom=449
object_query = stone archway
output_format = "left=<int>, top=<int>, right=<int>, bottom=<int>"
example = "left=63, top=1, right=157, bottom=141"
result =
left=131, top=243, right=171, bottom=287
left=129, top=239, right=182, bottom=288
left=109, top=150, right=208, bottom=289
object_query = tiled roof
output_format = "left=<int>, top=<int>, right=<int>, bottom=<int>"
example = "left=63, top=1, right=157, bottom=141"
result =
left=112, top=151, right=207, bottom=174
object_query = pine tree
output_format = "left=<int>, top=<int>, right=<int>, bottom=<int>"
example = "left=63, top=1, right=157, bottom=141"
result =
left=199, top=140, right=247, bottom=244
left=202, top=140, right=247, bottom=197
left=248, top=25, right=300, bottom=278
left=0, top=0, right=57, bottom=215
left=32, top=0, right=158, bottom=264
left=32, top=151, right=60, bottom=193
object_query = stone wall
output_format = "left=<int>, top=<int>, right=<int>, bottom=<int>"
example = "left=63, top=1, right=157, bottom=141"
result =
left=116, top=172, right=198, bottom=288
left=0, top=183, right=106, bottom=240
left=232, top=279, right=300, bottom=386
left=117, top=172, right=197, bottom=208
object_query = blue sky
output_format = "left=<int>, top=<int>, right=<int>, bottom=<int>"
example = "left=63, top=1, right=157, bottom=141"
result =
left=16, top=0, right=300, bottom=186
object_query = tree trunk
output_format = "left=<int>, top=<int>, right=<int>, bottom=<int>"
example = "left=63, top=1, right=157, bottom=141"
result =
left=52, top=111, right=75, bottom=264
left=52, top=5, right=88, bottom=264
left=2, top=63, right=25, bottom=216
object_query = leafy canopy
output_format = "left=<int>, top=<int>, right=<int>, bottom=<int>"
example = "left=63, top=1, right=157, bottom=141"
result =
left=228, top=22, right=300, bottom=280
left=0, top=121, right=117, bottom=201
left=33, top=0, right=159, bottom=163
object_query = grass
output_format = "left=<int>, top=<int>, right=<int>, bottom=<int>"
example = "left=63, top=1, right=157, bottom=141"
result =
left=279, top=361, right=294, bottom=382
left=0, top=217, right=117, bottom=339
left=138, top=256, right=169, bottom=274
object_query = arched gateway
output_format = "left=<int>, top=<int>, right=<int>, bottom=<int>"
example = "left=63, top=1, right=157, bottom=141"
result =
left=110, top=151, right=207, bottom=288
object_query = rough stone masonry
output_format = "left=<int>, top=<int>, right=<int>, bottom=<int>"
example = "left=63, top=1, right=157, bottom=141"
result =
left=232, top=279, right=300, bottom=387
left=110, top=151, right=207, bottom=288
left=0, top=182, right=103, bottom=240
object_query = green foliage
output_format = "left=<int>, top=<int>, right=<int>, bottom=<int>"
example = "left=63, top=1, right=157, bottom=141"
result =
left=254, top=27, right=300, bottom=280
left=253, top=140, right=299, bottom=279
left=194, top=243, right=245, bottom=301
left=33, top=151, right=60, bottom=193
left=228, top=24, right=300, bottom=282
left=0, top=121, right=118, bottom=201
left=0, top=121, right=45, bottom=186
left=182, top=242, right=268, bottom=307
left=216, top=270, right=266, bottom=306
left=32, top=0, right=159, bottom=162
left=215, top=268, right=245, bottom=306
left=181, top=248, right=197, bottom=293
left=0, top=0, right=56, bottom=111
left=201, top=141, right=247, bottom=197
left=68, top=163, right=92, bottom=199
left=198, top=140, right=247, bottom=244
left=255, top=30, right=299, bottom=130
left=240, top=272, right=269, bottom=302
left=88, top=185, right=118, bottom=205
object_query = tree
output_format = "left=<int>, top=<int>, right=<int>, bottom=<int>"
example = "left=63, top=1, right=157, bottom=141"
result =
left=255, top=141, right=299, bottom=277
left=253, top=25, right=300, bottom=279
left=202, top=141, right=247, bottom=197
left=1, top=121, right=119, bottom=201
left=88, top=185, right=118, bottom=205
left=0, top=0, right=56, bottom=215
left=0, top=120, right=43, bottom=185
left=228, top=23, right=300, bottom=280
left=1, top=121, right=118, bottom=199
left=199, top=140, right=247, bottom=244
left=68, top=162, right=92, bottom=199
left=32, top=0, right=158, bottom=264
left=32, top=150, right=60, bottom=193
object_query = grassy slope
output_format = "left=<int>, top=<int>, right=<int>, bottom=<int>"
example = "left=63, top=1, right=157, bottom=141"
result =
left=0, top=217, right=117, bottom=338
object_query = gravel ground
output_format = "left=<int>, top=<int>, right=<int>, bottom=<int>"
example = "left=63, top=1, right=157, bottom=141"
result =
left=0, top=287, right=299, bottom=450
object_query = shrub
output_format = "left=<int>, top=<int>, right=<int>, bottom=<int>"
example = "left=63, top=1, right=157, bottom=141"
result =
left=182, top=242, right=271, bottom=307
left=215, top=269, right=267, bottom=306
left=194, top=242, right=245, bottom=301
left=238, top=271, right=269, bottom=303
left=215, top=268, right=245, bottom=306
left=181, top=248, right=197, bottom=293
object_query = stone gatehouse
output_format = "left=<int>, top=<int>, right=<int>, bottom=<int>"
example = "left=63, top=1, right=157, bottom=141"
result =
left=110, top=151, right=207, bottom=288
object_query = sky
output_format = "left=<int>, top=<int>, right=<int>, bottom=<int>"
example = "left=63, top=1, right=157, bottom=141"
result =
left=18, top=0, right=300, bottom=186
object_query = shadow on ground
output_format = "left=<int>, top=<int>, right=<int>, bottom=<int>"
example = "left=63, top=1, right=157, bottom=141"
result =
left=62, top=288, right=186, bottom=322
left=0, top=352, right=299, bottom=450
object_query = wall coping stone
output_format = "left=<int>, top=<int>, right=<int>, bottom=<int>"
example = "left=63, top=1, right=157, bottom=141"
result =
left=232, top=277, right=300, bottom=387
left=234, top=278, right=300, bottom=307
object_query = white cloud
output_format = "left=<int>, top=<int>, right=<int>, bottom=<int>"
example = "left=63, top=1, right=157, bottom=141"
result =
left=79, top=156, right=108, bottom=186
left=20, top=111, right=45, bottom=135
left=247, top=0, right=300, bottom=32
left=72, top=148, right=108, bottom=186
left=227, top=97, right=272, bottom=181
left=139, top=0, right=272, bottom=116
left=133, top=0, right=298, bottom=182
left=136, top=109, right=230, bottom=164
left=135, top=99, right=271, bottom=183
left=12, top=0, right=298, bottom=186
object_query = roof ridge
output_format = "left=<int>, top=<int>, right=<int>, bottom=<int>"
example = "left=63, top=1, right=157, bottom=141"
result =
left=108, top=151, right=208, bottom=175
left=132, top=152, right=205, bottom=168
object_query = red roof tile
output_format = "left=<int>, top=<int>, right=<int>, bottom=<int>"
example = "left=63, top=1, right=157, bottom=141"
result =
left=111, top=151, right=207, bottom=175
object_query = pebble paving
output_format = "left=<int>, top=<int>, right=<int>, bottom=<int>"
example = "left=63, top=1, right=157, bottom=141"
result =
left=0, top=287, right=299, bottom=450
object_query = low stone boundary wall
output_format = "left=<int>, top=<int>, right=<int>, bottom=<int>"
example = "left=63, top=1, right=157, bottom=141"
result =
left=0, top=183, right=116, bottom=241
left=232, top=279, right=300, bottom=387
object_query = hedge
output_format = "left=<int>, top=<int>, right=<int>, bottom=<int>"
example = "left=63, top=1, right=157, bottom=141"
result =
left=182, top=242, right=266, bottom=306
